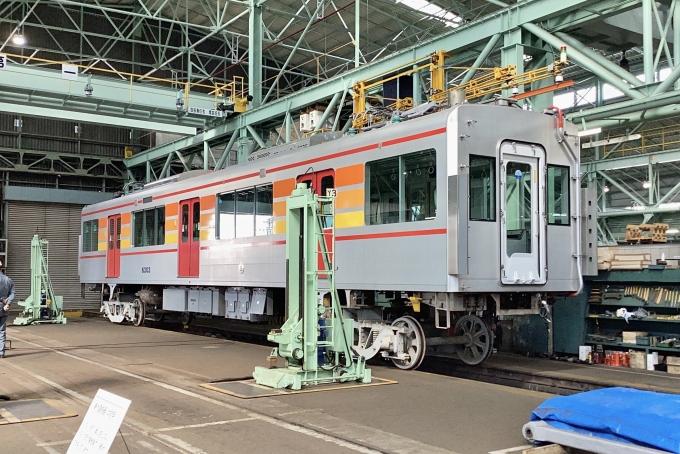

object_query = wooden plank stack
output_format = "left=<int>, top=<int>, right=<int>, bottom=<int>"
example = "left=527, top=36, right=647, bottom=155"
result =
left=626, top=223, right=669, bottom=244
left=609, top=253, right=652, bottom=270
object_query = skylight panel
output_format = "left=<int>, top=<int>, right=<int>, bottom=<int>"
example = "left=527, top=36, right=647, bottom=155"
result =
left=396, top=0, right=462, bottom=27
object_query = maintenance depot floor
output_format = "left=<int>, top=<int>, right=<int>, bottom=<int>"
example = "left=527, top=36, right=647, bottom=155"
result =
left=2, top=318, right=550, bottom=454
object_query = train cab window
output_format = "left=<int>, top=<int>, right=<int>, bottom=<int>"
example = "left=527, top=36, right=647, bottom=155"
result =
left=181, top=204, right=189, bottom=243
left=82, top=220, right=98, bottom=252
left=469, top=155, right=496, bottom=222
left=366, top=149, right=436, bottom=225
left=255, top=185, right=273, bottom=236
left=548, top=165, right=570, bottom=225
left=217, top=192, right=236, bottom=239
left=236, top=188, right=255, bottom=238
left=192, top=201, right=200, bottom=242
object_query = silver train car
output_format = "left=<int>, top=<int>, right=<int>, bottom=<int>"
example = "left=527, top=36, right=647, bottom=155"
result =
left=79, top=99, right=581, bottom=366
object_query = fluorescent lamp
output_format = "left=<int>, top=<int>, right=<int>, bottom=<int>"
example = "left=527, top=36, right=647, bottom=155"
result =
left=667, top=229, right=679, bottom=234
left=581, top=133, right=642, bottom=149
left=11, top=34, right=26, bottom=46
left=578, top=127, right=602, bottom=137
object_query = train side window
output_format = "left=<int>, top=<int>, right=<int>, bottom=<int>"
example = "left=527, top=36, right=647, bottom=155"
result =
left=192, top=201, right=200, bottom=242
left=217, top=192, right=235, bottom=239
left=255, top=185, right=273, bottom=236
left=133, top=207, right=166, bottom=246
left=116, top=217, right=121, bottom=249
left=181, top=204, right=189, bottom=243
left=366, top=156, right=400, bottom=225
left=403, top=149, right=436, bottom=222
left=156, top=207, right=166, bottom=245
left=366, top=149, right=436, bottom=225
left=548, top=165, right=570, bottom=225
left=469, top=155, right=496, bottom=222
left=82, top=220, right=98, bottom=252
left=236, top=188, right=255, bottom=238
left=109, top=218, right=115, bottom=249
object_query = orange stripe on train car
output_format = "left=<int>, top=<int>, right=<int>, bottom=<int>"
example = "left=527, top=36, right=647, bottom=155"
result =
left=273, top=178, right=297, bottom=198
left=336, top=164, right=364, bottom=187
left=120, top=226, right=131, bottom=237
left=200, top=195, right=215, bottom=211
left=121, top=212, right=131, bottom=224
left=335, top=188, right=363, bottom=210
left=273, top=200, right=286, bottom=218
left=165, top=202, right=178, bottom=217
left=199, top=212, right=214, bottom=227
left=98, top=218, right=107, bottom=229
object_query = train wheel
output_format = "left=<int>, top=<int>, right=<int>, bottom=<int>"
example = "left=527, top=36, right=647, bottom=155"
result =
left=153, top=312, right=165, bottom=322
left=180, top=312, right=192, bottom=325
left=132, top=299, right=145, bottom=327
left=390, top=316, right=426, bottom=370
left=453, top=315, right=493, bottom=365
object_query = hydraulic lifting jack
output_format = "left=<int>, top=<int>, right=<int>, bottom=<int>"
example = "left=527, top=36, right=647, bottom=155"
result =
left=13, top=234, right=66, bottom=325
left=253, top=184, right=371, bottom=390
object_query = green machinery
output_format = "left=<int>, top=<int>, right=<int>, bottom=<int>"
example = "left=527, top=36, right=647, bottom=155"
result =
left=253, top=184, right=371, bottom=390
left=13, top=234, right=66, bottom=325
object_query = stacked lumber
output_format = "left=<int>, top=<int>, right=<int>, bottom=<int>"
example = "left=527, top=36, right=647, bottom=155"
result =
left=626, top=223, right=669, bottom=243
left=610, top=253, right=652, bottom=270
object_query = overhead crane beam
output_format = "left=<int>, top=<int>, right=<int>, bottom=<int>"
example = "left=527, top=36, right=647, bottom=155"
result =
left=128, top=0, right=630, bottom=169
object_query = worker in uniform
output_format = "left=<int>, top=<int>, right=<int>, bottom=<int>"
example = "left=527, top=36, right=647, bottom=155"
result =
left=0, top=260, right=15, bottom=358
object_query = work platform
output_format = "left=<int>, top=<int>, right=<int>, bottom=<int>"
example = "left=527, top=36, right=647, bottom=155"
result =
left=2, top=317, right=551, bottom=454
left=422, top=351, right=680, bottom=396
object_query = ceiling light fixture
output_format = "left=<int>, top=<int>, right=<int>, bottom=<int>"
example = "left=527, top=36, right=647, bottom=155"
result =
left=578, top=127, right=602, bottom=137
left=643, top=181, right=651, bottom=189
left=11, top=33, right=26, bottom=46
left=603, top=186, right=610, bottom=193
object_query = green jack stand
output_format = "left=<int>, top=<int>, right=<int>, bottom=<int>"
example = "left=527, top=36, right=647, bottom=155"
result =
left=13, top=235, right=66, bottom=325
left=253, top=184, right=371, bottom=390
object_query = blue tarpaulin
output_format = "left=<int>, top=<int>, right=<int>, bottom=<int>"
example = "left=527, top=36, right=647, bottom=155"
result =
left=530, top=387, right=680, bottom=453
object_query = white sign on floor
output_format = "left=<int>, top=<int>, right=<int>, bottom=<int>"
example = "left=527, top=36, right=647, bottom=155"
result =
left=67, top=389, right=131, bottom=454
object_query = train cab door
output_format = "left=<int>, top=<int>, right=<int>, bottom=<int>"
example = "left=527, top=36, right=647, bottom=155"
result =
left=499, top=142, right=546, bottom=285
left=178, top=198, right=200, bottom=277
left=296, top=170, right=335, bottom=273
left=106, top=214, right=121, bottom=278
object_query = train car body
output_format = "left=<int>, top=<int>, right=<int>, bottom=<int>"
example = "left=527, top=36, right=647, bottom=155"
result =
left=79, top=100, right=581, bottom=366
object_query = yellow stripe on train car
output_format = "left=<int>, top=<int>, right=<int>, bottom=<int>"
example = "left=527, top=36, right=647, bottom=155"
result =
left=336, top=211, right=364, bottom=228
left=166, top=232, right=178, bottom=244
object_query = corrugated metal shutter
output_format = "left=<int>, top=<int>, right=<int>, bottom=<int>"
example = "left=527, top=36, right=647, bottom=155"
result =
left=7, top=201, right=100, bottom=311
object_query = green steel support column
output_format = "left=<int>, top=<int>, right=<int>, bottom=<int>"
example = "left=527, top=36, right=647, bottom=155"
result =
left=313, top=91, right=342, bottom=133
left=412, top=65, right=422, bottom=105
left=332, top=89, right=349, bottom=131
left=146, top=161, right=151, bottom=182
left=249, top=0, right=263, bottom=108
left=285, top=111, right=292, bottom=143
left=523, top=23, right=644, bottom=100
left=355, top=0, right=360, bottom=68
left=203, top=141, right=210, bottom=170
left=246, top=124, right=267, bottom=149
left=649, top=163, right=654, bottom=204
left=529, top=49, right=555, bottom=112
left=237, top=128, right=250, bottom=163
left=643, top=0, right=654, bottom=83
left=556, top=33, right=642, bottom=88
left=160, top=153, right=173, bottom=179
left=215, top=133, right=238, bottom=170
left=675, top=0, right=680, bottom=90
left=501, top=29, right=523, bottom=98
left=461, top=33, right=502, bottom=84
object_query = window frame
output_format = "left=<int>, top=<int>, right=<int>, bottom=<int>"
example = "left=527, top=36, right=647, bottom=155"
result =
left=132, top=206, right=166, bottom=246
left=468, top=154, right=497, bottom=222
left=365, top=148, right=437, bottom=226
left=82, top=219, right=99, bottom=252
left=216, top=183, right=274, bottom=239
left=547, top=164, right=571, bottom=226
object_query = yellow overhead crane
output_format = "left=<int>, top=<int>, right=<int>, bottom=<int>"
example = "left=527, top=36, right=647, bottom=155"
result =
left=351, top=49, right=569, bottom=131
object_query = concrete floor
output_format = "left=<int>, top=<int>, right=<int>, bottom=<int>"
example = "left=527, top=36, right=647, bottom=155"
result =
left=1, top=317, right=551, bottom=454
